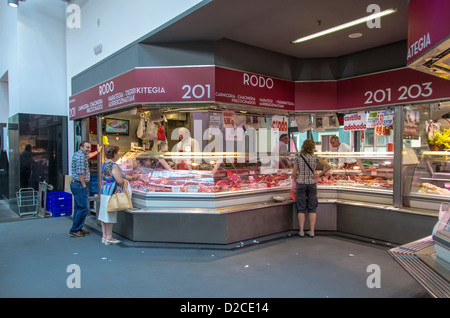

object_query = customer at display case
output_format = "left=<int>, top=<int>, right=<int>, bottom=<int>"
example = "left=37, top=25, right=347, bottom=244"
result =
left=69, top=141, right=102, bottom=238
left=292, top=139, right=331, bottom=237
left=330, top=135, right=356, bottom=169
left=98, top=145, right=136, bottom=245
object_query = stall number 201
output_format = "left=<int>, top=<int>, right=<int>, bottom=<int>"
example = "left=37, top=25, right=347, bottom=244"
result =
left=364, top=82, right=433, bottom=104
left=182, top=84, right=211, bottom=99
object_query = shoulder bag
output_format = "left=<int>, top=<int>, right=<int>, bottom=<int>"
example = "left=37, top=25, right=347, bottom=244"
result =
left=107, top=180, right=133, bottom=212
left=291, top=154, right=314, bottom=201
left=299, top=154, right=314, bottom=173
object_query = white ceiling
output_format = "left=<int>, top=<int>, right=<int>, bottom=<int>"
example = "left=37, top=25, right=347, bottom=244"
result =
left=140, top=0, right=409, bottom=58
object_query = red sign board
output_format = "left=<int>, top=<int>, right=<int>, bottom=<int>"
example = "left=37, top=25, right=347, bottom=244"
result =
left=337, top=68, right=450, bottom=109
left=214, top=67, right=295, bottom=111
left=70, top=66, right=450, bottom=119
left=69, top=66, right=215, bottom=120
left=407, top=0, right=450, bottom=64
left=69, top=66, right=295, bottom=119
left=295, top=80, right=337, bottom=111
left=295, top=68, right=450, bottom=111
left=134, top=66, right=215, bottom=104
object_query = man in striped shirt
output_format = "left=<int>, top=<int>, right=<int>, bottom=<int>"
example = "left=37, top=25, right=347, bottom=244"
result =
left=69, top=141, right=101, bottom=238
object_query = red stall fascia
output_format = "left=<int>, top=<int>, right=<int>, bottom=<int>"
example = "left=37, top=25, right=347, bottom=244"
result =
left=406, top=0, right=450, bottom=65
left=295, top=67, right=450, bottom=111
left=69, top=66, right=450, bottom=119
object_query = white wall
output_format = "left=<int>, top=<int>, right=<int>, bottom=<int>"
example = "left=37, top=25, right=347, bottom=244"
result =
left=0, top=80, right=8, bottom=122
left=1, top=0, right=205, bottom=174
left=0, top=4, right=17, bottom=123
left=0, top=0, right=67, bottom=117
left=65, top=0, right=204, bottom=162
left=17, top=1, right=67, bottom=116
left=66, top=0, right=204, bottom=78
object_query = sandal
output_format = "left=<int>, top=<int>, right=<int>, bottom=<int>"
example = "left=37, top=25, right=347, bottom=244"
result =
left=104, top=238, right=122, bottom=245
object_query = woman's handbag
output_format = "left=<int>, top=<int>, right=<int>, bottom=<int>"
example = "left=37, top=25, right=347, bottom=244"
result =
left=107, top=180, right=133, bottom=212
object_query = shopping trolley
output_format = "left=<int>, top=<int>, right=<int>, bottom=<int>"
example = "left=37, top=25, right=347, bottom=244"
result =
left=16, top=187, right=38, bottom=217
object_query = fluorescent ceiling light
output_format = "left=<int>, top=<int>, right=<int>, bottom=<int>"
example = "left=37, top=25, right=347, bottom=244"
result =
left=292, top=8, right=397, bottom=44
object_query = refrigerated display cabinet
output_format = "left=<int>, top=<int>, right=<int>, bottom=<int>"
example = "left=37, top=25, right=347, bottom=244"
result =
left=110, top=150, right=440, bottom=245
left=120, top=151, right=396, bottom=207
left=407, top=150, right=450, bottom=210
left=315, top=151, right=394, bottom=205
left=125, top=151, right=293, bottom=208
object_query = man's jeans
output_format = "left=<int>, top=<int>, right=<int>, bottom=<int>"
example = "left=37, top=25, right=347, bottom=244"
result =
left=70, top=181, right=89, bottom=233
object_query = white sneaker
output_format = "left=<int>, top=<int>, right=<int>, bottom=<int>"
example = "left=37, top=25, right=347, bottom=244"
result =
left=306, top=231, right=314, bottom=237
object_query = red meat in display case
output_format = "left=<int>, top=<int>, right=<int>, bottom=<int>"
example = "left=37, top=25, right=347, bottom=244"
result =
left=129, top=169, right=293, bottom=194
left=316, top=171, right=393, bottom=188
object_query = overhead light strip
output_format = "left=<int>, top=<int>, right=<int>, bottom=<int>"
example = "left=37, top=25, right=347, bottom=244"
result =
left=292, top=8, right=398, bottom=44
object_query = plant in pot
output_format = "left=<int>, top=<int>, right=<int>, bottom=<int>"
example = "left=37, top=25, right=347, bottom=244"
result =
left=428, top=128, right=450, bottom=151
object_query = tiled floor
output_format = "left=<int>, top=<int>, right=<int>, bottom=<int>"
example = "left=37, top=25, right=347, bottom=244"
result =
left=0, top=199, right=22, bottom=221
left=0, top=198, right=431, bottom=300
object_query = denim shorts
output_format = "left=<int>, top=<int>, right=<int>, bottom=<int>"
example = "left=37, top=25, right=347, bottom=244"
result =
left=295, top=183, right=318, bottom=214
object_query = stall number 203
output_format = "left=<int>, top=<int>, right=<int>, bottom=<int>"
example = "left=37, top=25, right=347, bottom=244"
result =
left=364, top=82, right=433, bottom=105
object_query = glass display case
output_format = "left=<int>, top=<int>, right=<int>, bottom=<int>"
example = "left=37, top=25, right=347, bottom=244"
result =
left=119, top=151, right=293, bottom=208
left=128, top=151, right=292, bottom=193
left=316, top=152, right=394, bottom=191
left=116, top=150, right=396, bottom=208
left=409, top=151, right=450, bottom=205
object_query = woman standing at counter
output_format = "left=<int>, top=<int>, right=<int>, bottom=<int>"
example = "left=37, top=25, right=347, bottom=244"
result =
left=292, top=140, right=331, bottom=237
left=98, top=145, right=134, bottom=245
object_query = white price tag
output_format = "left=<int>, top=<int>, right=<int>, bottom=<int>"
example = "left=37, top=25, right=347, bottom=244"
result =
left=188, top=185, right=198, bottom=192
left=172, top=186, right=180, bottom=192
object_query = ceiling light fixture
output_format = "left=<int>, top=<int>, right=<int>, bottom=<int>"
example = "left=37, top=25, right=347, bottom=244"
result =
left=8, top=0, right=19, bottom=7
left=292, top=8, right=398, bottom=44
left=348, top=32, right=363, bottom=39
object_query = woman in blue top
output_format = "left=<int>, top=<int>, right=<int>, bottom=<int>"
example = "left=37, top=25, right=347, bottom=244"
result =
left=98, top=145, right=135, bottom=245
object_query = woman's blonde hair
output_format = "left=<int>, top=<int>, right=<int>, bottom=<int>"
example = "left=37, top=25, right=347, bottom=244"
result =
left=300, top=139, right=316, bottom=155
